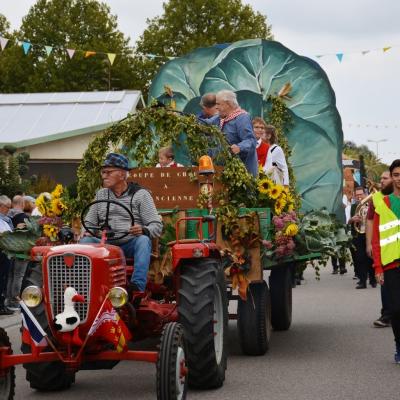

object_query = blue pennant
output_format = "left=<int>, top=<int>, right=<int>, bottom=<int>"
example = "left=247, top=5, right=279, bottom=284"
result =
left=22, top=41, right=31, bottom=55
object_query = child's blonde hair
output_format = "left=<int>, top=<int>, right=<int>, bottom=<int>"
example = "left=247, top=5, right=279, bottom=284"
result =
left=158, top=146, right=174, bottom=160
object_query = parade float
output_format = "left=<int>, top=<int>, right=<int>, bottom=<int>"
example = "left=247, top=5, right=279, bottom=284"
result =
left=0, top=39, right=350, bottom=399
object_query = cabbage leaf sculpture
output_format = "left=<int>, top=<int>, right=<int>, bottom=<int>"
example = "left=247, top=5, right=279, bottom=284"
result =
left=150, top=39, right=344, bottom=217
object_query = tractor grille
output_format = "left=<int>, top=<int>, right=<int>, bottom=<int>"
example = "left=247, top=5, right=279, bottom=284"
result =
left=47, top=254, right=91, bottom=323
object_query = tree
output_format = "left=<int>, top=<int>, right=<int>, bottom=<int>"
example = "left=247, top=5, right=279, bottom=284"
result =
left=0, top=147, right=30, bottom=197
left=0, top=0, right=136, bottom=93
left=132, top=0, right=273, bottom=95
left=0, top=13, right=10, bottom=33
left=343, top=140, right=388, bottom=182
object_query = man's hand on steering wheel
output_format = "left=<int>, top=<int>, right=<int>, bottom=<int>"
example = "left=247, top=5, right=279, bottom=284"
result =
left=129, top=224, right=143, bottom=236
left=81, top=199, right=135, bottom=241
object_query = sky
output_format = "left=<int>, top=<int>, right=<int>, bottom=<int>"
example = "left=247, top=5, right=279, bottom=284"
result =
left=0, top=0, right=399, bottom=164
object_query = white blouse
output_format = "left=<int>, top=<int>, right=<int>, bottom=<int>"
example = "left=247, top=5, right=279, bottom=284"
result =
left=263, top=144, right=290, bottom=185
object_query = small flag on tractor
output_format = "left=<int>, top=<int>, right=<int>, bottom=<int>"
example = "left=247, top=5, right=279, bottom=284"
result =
left=87, top=299, right=131, bottom=352
left=20, top=301, right=48, bottom=356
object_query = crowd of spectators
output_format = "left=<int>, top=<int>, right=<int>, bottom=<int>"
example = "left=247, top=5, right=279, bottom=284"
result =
left=0, top=193, right=39, bottom=315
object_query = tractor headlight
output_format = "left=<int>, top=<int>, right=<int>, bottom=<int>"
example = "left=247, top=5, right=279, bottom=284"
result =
left=109, top=287, right=128, bottom=308
left=21, top=286, right=43, bottom=308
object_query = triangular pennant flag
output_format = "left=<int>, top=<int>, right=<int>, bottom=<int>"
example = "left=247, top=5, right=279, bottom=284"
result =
left=45, top=46, right=53, bottom=56
left=22, top=41, right=32, bottom=55
left=66, top=48, right=75, bottom=59
left=85, top=51, right=96, bottom=58
left=383, top=46, right=391, bottom=52
left=336, top=53, right=343, bottom=62
left=107, top=53, right=116, bottom=65
left=361, top=50, right=370, bottom=55
left=0, top=37, right=9, bottom=50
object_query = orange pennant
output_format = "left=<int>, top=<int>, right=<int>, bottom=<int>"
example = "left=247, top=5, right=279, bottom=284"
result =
left=85, top=51, right=96, bottom=58
left=383, top=47, right=391, bottom=52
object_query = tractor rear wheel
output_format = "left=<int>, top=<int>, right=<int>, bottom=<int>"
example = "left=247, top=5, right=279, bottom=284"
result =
left=269, top=265, right=293, bottom=331
left=178, top=258, right=227, bottom=389
left=20, top=262, right=75, bottom=391
left=237, top=280, right=271, bottom=355
left=156, top=322, right=188, bottom=400
left=0, top=327, right=15, bottom=399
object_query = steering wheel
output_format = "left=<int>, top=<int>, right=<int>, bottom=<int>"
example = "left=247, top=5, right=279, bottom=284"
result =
left=81, top=199, right=135, bottom=241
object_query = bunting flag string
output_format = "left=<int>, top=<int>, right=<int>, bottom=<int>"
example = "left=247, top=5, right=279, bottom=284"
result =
left=0, top=33, right=398, bottom=64
left=311, top=44, right=395, bottom=62
left=346, top=123, right=400, bottom=129
left=0, top=34, right=177, bottom=64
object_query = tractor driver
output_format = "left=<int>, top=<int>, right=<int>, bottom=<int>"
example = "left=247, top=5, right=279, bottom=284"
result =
left=81, top=153, right=163, bottom=297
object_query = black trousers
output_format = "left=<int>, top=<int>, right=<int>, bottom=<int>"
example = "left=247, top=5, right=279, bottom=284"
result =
left=384, top=267, right=400, bottom=348
left=331, top=256, right=346, bottom=271
left=381, top=284, right=392, bottom=320
left=352, top=234, right=376, bottom=285
left=0, top=251, right=10, bottom=306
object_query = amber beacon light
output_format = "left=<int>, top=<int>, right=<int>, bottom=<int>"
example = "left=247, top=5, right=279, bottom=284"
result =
left=198, top=155, right=215, bottom=175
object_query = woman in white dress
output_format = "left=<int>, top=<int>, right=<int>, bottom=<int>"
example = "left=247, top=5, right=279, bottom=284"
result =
left=262, top=125, right=289, bottom=186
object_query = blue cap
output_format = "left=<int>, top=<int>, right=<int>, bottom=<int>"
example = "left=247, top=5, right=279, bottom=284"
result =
left=102, top=153, right=130, bottom=170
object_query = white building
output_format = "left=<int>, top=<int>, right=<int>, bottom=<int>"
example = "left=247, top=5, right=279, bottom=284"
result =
left=0, top=91, right=144, bottom=184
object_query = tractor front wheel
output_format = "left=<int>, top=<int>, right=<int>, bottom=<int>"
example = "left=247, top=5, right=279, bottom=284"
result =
left=20, top=261, right=75, bottom=391
left=157, top=322, right=188, bottom=400
left=178, top=258, right=228, bottom=389
left=0, top=327, right=15, bottom=399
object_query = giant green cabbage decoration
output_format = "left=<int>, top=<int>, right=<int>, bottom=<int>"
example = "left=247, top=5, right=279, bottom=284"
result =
left=149, top=39, right=344, bottom=217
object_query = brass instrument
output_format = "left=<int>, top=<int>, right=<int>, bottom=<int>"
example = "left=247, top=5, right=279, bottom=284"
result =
left=354, top=179, right=380, bottom=234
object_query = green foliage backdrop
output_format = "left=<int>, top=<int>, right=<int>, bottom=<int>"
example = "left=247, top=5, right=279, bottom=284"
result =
left=75, top=107, right=257, bottom=215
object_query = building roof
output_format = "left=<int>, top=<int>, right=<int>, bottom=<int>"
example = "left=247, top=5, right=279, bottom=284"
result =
left=0, top=91, right=143, bottom=148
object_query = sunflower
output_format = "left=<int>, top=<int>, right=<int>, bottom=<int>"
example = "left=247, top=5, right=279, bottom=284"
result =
left=258, top=178, right=274, bottom=194
left=51, top=184, right=64, bottom=199
left=285, top=192, right=294, bottom=203
left=51, top=198, right=66, bottom=216
left=285, top=223, right=299, bottom=237
left=274, top=198, right=285, bottom=215
left=36, top=193, right=50, bottom=216
left=268, top=185, right=283, bottom=200
left=43, top=224, right=59, bottom=241
left=287, top=204, right=295, bottom=212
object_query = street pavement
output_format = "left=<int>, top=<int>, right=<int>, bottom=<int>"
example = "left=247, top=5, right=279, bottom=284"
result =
left=2, top=264, right=399, bottom=400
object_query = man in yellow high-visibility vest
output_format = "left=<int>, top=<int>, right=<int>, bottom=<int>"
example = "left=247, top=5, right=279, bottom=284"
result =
left=372, top=159, right=400, bottom=363
left=366, top=171, right=393, bottom=327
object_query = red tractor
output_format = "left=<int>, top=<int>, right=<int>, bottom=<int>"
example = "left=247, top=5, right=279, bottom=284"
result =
left=0, top=199, right=228, bottom=399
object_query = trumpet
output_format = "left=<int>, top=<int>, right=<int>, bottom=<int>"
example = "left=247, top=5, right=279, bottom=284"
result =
left=353, top=179, right=380, bottom=234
